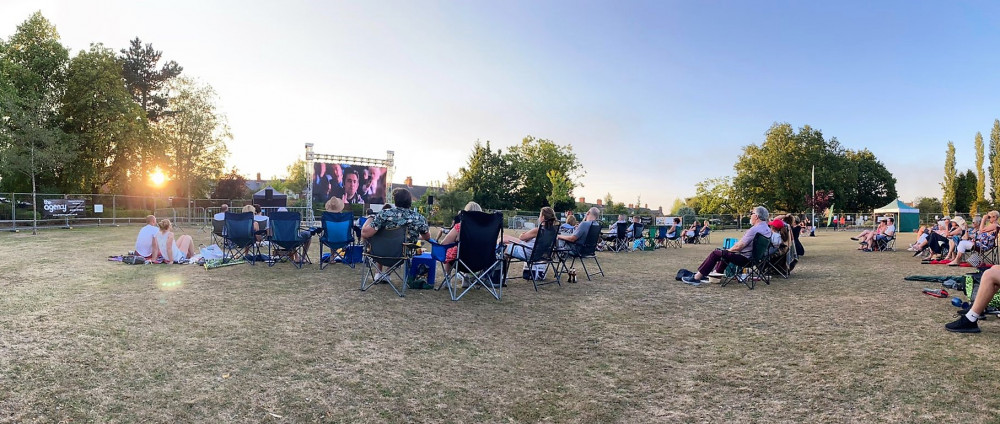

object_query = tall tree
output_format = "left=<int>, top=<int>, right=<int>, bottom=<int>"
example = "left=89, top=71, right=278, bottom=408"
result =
left=941, top=141, right=957, bottom=216
left=692, top=176, right=745, bottom=215
left=60, top=43, right=148, bottom=193
left=157, top=77, right=230, bottom=199
left=991, top=120, right=1000, bottom=203
left=954, top=170, right=977, bottom=214
left=975, top=131, right=986, bottom=215
left=452, top=141, right=517, bottom=210
left=211, top=168, right=247, bottom=200
left=0, top=12, right=73, bottom=195
left=545, top=170, right=575, bottom=212
left=508, top=136, right=583, bottom=210
left=844, top=149, right=897, bottom=211
left=914, top=197, right=942, bottom=215
left=120, top=37, right=182, bottom=122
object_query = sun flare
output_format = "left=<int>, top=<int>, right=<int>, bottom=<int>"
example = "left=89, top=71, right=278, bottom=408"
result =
left=150, top=169, right=166, bottom=187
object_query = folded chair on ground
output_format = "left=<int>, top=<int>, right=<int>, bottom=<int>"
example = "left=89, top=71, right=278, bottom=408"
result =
left=223, top=212, right=259, bottom=264
left=562, top=221, right=604, bottom=281
left=360, top=225, right=412, bottom=297
left=505, top=225, right=564, bottom=291
left=266, top=211, right=310, bottom=269
left=319, top=211, right=357, bottom=270
left=428, top=211, right=506, bottom=301
left=720, top=233, right=772, bottom=289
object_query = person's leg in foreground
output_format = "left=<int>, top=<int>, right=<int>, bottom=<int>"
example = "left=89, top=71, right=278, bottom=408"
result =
left=946, top=266, right=1000, bottom=333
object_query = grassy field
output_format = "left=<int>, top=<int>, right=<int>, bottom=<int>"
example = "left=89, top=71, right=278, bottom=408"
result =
left=3, top=224, right=1000, bottom=423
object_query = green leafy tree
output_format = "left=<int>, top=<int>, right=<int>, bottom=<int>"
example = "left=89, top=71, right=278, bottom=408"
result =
left=60, top=43, right=148, bottom=193
left=844, top=149, right=897, bottom=211
left=669, top=198, right=685, bottom=214
left=284, top=158, right=309, bottom=194
left=677, top=206, right=696, bottom=224
left=508, top=136, right=583, bottom=209
left=157, top=77, right=230, bottom=199
left=0, top=12, right=73, bottom=195
left=692, top=176, right=746, bottom=214
left=452, top=141, right=517, bottom=210
left=212, top=168, right=247, bottom=200
left=954, top=170, right=977, bottom=214
left=991, top=120, right=1000, bottom=203
left=976, top=132, right=986, bottom=215
left=942, top=141, right=957, bottom=216
left=914, top=197, right=943, bottom=215
left=120, top=37, right=182, bottom=122
left=546, top=170, right=575, bottom=212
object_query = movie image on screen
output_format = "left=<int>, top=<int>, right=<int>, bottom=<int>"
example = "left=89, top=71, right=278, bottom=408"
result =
left=313, top=162, right=387, bottom=205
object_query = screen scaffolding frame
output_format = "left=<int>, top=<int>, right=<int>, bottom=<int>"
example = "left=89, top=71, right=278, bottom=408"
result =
left=304, top=143, right=395, bottom=225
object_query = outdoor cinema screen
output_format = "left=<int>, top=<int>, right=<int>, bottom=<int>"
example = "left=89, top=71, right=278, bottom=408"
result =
left=313, top=162, right=388, bottom=205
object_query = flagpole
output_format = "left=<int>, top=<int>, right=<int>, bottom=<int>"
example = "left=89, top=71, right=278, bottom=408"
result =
left=811, top=165, right=815, bottom=233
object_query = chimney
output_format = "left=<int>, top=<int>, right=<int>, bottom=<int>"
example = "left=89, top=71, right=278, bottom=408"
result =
left=645, top=203, right=648, bottom=209
left=596, top=199, right=603, bottom=206
left=628, top=203, right=634, bottom=208
left=405, top=176, right=413, bottom=187
left=578, top=197, right=585, bottom=203
left=256, top=172, right=261, bottom=182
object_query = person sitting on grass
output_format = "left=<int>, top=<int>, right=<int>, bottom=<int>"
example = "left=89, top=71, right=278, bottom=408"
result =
left=134, top=214, right=161, bottom=260
left=681, top=206, right=772, bottom=285
left=947, top=265, right=1000, bottom=333
left=153, top=219, right=196, bottom=264
left=361, top=188, right=431, bottom=283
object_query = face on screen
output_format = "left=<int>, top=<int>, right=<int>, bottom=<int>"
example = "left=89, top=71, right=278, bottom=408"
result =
left=344, top=172, right=359, bottom=199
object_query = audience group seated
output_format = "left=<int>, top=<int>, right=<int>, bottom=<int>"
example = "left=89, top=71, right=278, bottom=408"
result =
left=850, top=216, right=896, bottom=251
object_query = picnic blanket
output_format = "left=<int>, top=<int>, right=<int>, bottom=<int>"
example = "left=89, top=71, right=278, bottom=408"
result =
left=203, top=258, right=247, bottom=270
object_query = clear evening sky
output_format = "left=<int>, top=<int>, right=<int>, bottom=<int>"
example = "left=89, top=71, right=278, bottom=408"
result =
left=3, top=0, right=999, bottom=211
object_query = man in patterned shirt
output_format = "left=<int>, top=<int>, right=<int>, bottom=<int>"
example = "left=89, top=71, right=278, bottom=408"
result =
left=361, top=188, right=430, bottom=243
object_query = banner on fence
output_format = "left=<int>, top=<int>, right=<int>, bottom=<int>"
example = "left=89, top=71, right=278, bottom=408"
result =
left=43, top=199, right=85, bottom=217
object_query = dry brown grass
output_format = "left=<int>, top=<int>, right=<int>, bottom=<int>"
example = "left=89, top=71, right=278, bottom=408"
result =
left=3, top=225, right=1000, bottom=423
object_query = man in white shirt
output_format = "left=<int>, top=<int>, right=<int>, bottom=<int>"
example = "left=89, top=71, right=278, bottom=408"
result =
left=134, top=215, right=160, bottom=260
left=213, top=204, right=228, bottom=221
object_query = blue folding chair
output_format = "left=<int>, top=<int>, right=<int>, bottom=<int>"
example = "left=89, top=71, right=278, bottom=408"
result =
left=223, top=212, right=259, bottom=264
left=319, top=211, right=356, bottom=270
left=267, top=211, right=310, bottom=268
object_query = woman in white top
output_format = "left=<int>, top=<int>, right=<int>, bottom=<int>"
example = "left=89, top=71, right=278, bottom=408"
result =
left=154, top=219, right=196, bottom=263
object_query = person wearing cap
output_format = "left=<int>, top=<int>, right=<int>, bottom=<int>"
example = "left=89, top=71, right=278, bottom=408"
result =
left=681, top=206, right=772, bottom=285
left=768, top=218, right=786, bottom=254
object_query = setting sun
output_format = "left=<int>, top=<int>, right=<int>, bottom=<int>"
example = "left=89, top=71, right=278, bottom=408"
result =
left=150, top=169, right=166, bottom=187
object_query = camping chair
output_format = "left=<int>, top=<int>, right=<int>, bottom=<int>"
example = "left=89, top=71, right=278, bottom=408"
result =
left=266, top=211, right=310, bottom=269
left=428, top=211, right=505, bottom=301
left=964, top=228, right=1000, bottom=267
left=360, top=225, right=413, bottom=297
left=695, top=227, right=711, bottom=244
left=720, top=233, right=772, bottom=289
left=627, top=223, right=645, bottom=251
left=611, top=222, right=629, bottom=252
left=641, top=225, right=657, bottom=251
left=319, top=211, right=357, bottom=270
left=722, top=237, right=738, bottom=249
left=764, top=245, right=794, bottom=279
left=872, top=233, right=896, bottom=251
left=211, top=218, right=226, bottom=247
left=222, top=212, right=259, bottom=264
left=564, top=221, right=604, bottom=281
left=505, top=226, right=563, bottom=291
left=664, top=224, right=682, bottom=249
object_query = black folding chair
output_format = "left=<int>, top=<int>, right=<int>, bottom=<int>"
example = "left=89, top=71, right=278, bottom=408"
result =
left=564, top=221, right=604, bottom=280
left=223, top=212, right=259, bottom=264
left=720, top=233, right=771, bottom=289
left=211, top=219, right=226, bottom=247
left=319, top=211, right=356, bottom=270
left=360, top=225, right=412, bottom=297
left=429, top=211, right=505, bottom=301
left=627, top=223, right=644, bottom=250
left=505, top=226, right=562, bottom=291
left=267, top=211, right=310, bottom=268
left=611, top=222, right=629, bottom=252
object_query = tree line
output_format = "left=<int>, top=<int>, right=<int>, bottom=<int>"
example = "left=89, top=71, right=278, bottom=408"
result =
left=689, top=122, right=898, bottom=216
left=0, top=12, right=229, bottom=199
left=932, top=119, right=1000, bottom=216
